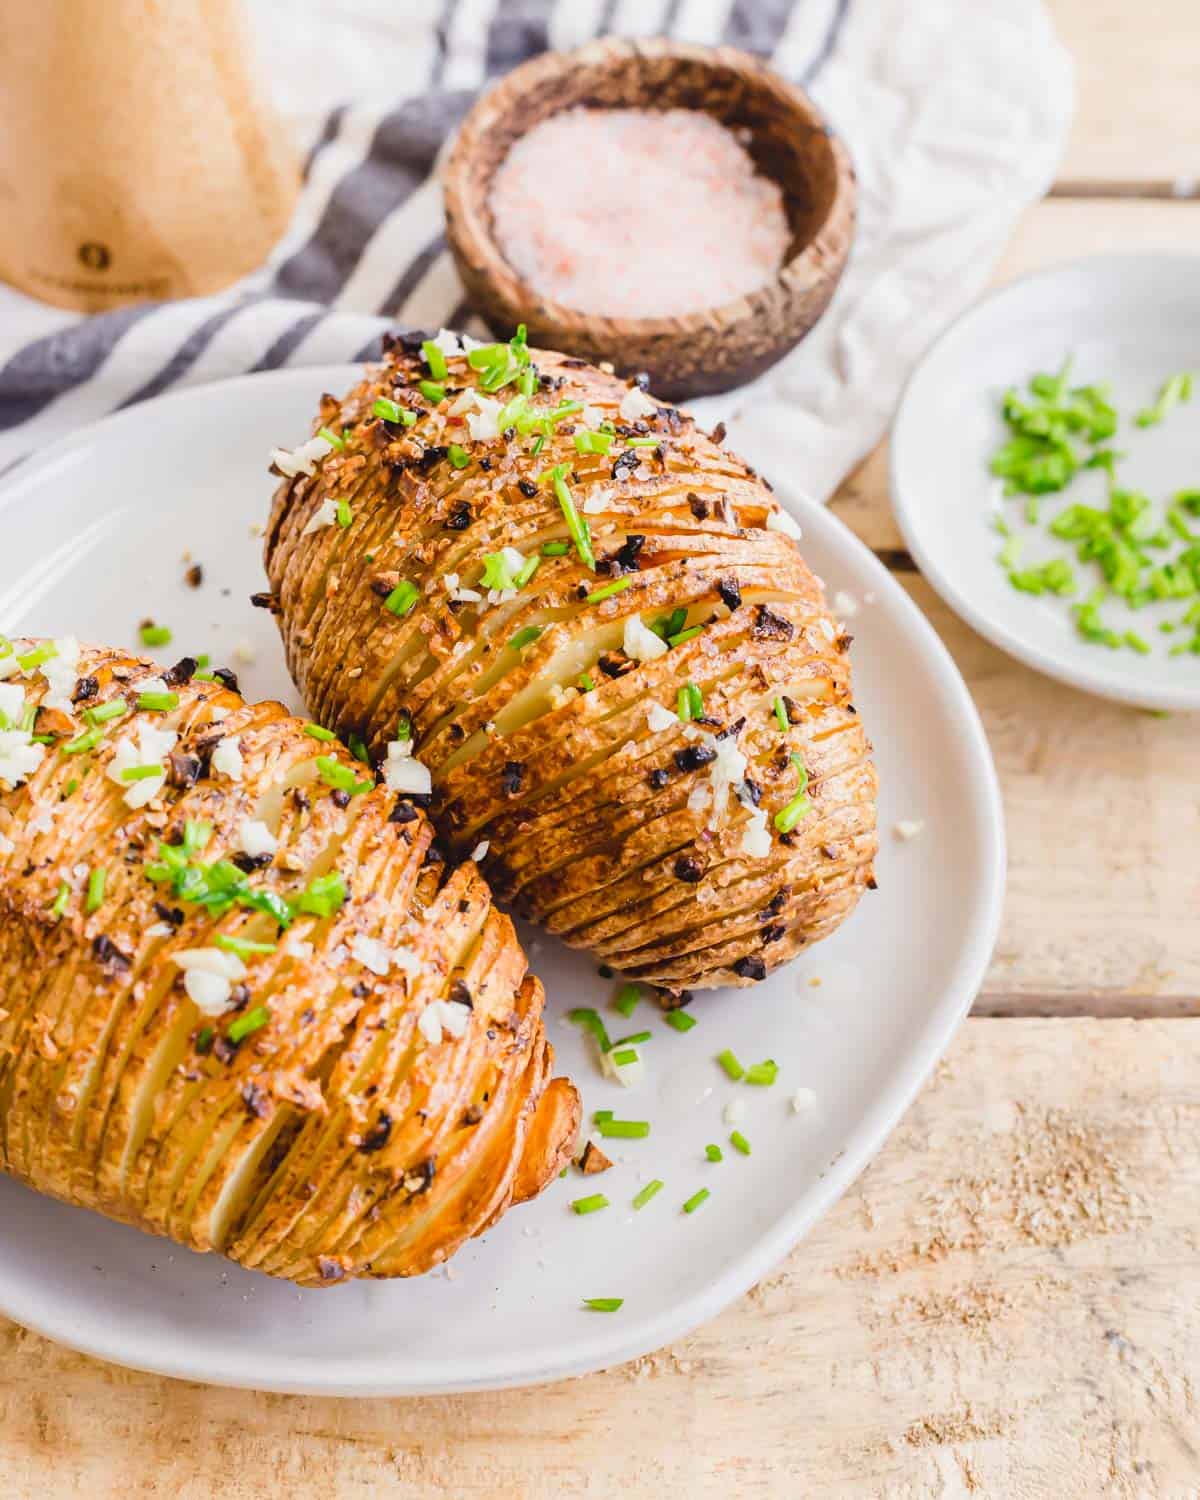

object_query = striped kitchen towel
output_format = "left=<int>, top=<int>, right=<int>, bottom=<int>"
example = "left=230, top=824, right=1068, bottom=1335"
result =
left=0, top=0, right=1073, bottom=499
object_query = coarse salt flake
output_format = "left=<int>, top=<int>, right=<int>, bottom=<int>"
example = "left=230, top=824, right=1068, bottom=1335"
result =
left=237, top=819, right=277, bottom=859
left=645, top=701, right=676, bottom=733
left=384, top=740, right=431, bottom=795
left=211, top=737, right=244, bottom=781
left=301, top=497, right=340, bottom=536
left=0, top=729, right=44, bottom=789
left=418, top=998, right=472, bottom=1045
left=894, top=819, right=924, bottom=841
left=623, top=615, right=668, bottom=663
left=470, top=840, right=489, bottom=862
left=271, top=432, right=335, bottom=478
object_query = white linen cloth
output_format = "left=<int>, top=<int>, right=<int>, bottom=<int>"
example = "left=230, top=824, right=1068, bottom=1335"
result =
left=0, top=0, right=1073, bottom=503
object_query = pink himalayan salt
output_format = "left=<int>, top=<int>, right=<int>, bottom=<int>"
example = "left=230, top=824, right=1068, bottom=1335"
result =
left=488, top=107, right=791, bottom=320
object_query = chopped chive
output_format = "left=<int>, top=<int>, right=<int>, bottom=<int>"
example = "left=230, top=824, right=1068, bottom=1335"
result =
left=139, top=623, right=172, bottom=647
left=531, top=433, right=546, bottom=458
left=568, top=1007, right=612, bottom=1052
left=227, top=1005, right=271, bottom=1044
left=85, top=867, right=107, bottom=913
left=136, top=690, right=179, bottom=713
left=508, top=625, right=542, bottom=651
left=515, top=554, right=541, bottom=587
left=676, top=685, right=693, bottom=722
left=593, top=1109, right=614, bottom=1126
left=17, top=643, right=55, bottom=671
left=745, top=1059, right=779, bottom=1087
left=597, top=1118, right=651, bottom=1139
left=120, top=764, right=163, bottom=782
left=578, top=672, right=595, bottom=693
left=294, top=870, right=347, bottom=918
left=315, top=755, right=371, bottom=794
left=623, top=436, right=660, bottom=449
left=773, top=761, right=811, bottom=833
left=611, top=1047, right=639, bottom=1066
left=542, top=540, right=570, bottom=556
left=717, top=1048, right=744, bottom=1080
left=63, top=778, right=78, bottom=798
left=682, top=1188, right=710, bottom=1214
left=552, top=465, right=596, bottom=571
left=418, top=379, right=445, bottom=404
left=633, top=1179, right=664, bottom=1210
left=1124, top=629, right=1151, bottom=655
left=348, top=733, right=370, bottom=763
left=585, top=576, right=632, bottom=605
left=612, top=1031, right=652, bottom=1048
left=614, top=982, right=640, bottom=1017
left=1135, top=370, right=1193, bottom=428
left=421, top=339, right=449, bottom=382
left=214, top=933, right=278, bottom=958
left=372, top=396, right=416, bottom=426
left=395, top=714, right=412, bottom=741
left=582, top=1297, right=624, bottom=1312
left=730, top=1130, right=751, bottom=1156
left=667, top=625, right=703, bottom=647
left=318, top=425, right=345, bottom=450
left=687, top=682, right=703, bottom=719
left=773, top=696, right=788, bottom=732
left=49, top=879, right=70, bottom=919
left=383, top=580, right=420, bottom=617
left=574, top=429, right=614, bottom=456
left=62, top=726, right=105, bottom=755
left=651, top=608, right=686, bottom=642
left=705, top=1144, right=723, bottom=1162
left=30, top=733, right=57, bottom=745
left=664, top=1010, right=696, bottom=1033
left=86, top=698, right=127, bottom=726
left=303, top=723, right=336, bottom=742
left=570, top=1193, right=609, bottom=1215
left=335, top=499, right=353, bottom=528
left=448, top=443, right=471, bottom=470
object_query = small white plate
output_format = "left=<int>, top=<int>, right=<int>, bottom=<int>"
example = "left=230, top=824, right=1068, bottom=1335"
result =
left=892, top=254, right=1200, bottom=713
left=0, top=367, right=1004, bottom=1395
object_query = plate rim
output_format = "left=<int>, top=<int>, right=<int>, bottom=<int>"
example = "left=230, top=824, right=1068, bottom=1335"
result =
left=890, top=250, right=1200, bottom=715
left=0, top=366, right=1007, bottom=1395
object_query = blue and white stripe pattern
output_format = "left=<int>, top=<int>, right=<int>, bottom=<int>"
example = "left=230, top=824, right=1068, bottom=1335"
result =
left=0, top=0, right=1072, bottom=501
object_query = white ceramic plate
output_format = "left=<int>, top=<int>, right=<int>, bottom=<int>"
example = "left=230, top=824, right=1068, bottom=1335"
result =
left=0, top=368, right=1004, bottom=1395
left=892, top=254, right=1200, bottom=713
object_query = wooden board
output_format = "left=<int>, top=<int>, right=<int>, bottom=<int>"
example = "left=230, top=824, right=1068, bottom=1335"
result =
left=1053, top=0, right=1200, bottom=187
left=3, top=1020, right=1197, bottom=1497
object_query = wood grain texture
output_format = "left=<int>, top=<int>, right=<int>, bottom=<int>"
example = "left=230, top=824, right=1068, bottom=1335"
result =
left=1053, top=0, right=1200, bottom=186
left=3, top=1020, right=1198, bottom=1497
left=893, top=577, right=1200, bottom=1011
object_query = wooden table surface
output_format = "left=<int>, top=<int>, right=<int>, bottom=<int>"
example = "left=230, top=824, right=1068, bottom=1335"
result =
left=5, top=5, right=1198, bottom=1495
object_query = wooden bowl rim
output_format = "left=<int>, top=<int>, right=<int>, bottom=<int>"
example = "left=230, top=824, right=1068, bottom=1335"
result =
left=443, top=35, right=856, bottom=342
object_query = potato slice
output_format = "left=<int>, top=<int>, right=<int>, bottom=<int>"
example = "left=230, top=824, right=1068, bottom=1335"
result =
left=265, top=340, right=878, bottom=989
left=0, top=641, right=577, bottom=1286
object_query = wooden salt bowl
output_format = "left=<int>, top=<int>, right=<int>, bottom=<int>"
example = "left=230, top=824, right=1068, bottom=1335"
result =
left=443, top=37, right=856, bottom=401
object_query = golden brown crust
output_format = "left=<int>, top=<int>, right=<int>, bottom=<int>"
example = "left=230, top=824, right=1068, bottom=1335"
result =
left=0, top=640, right=577, bottom=1285
left=265, top=340, right=878, bottom=988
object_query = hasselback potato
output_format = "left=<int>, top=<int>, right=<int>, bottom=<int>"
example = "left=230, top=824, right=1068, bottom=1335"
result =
left=265, top=330, right=877, bottom=989
left=0, top=639, right=577, bottom=1286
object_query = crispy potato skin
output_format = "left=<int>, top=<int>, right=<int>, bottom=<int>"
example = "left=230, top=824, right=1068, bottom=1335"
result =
left=0, top=643, right=578, bottom=1286
left=266, top=344, right=878, bottom=989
